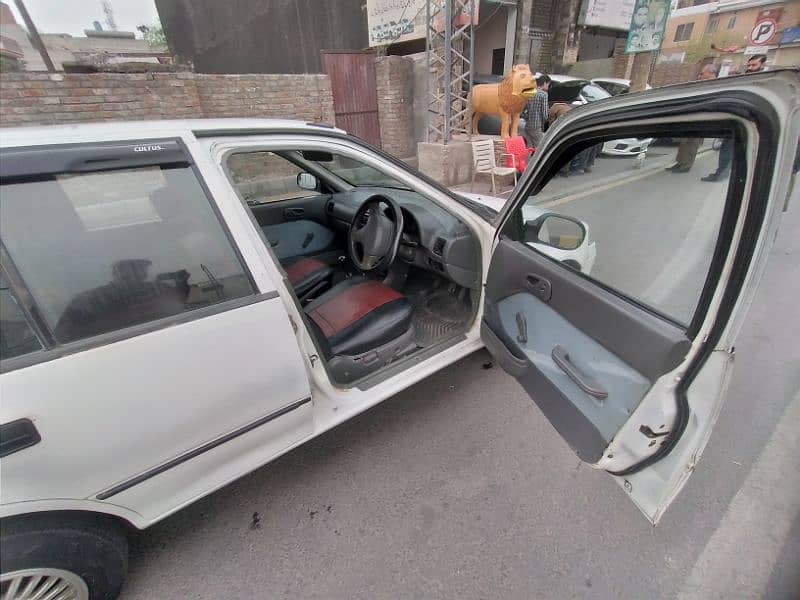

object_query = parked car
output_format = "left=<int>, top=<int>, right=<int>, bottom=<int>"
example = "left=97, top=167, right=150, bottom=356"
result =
left=0, top=70, right=797, bottom=600
left=591, top=77, right=653, bottom=96
left=543, top=75, right=654, bottom=156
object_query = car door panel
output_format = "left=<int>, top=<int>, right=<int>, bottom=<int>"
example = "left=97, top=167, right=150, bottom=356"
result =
left=482, top=70, right=799, bottom=522
left=248, top=193, right=331, bottom=227
left=484, top=238, right=690, bottom=463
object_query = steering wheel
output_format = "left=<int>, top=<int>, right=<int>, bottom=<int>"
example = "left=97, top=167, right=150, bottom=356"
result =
left=348, top=194, right=404, bottom=272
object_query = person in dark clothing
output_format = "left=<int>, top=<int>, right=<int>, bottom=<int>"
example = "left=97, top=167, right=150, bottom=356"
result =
left=702, top=55, right=766, bottom=182
left=523, top=74, right=551, bottom=149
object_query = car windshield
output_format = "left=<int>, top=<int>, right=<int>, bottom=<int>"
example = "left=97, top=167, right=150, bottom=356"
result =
left=580, top=84, right=612, bottom=102
left=298, top=151, right=410, bottom=190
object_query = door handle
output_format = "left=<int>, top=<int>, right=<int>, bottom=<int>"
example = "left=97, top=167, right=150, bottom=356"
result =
left=551, top=345, right=607, bottom=400
left=284, top=208, right=305, bottom=219
left=0, top=418, right=41, bottom=458
left=526, top=274, right=551, bottom=302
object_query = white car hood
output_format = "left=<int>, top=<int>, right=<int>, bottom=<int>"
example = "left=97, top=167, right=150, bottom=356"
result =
left=456, top=192, right=549, bottom=220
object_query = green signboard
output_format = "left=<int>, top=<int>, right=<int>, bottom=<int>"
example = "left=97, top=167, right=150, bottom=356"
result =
left=625, top=0, right=671, bottom=53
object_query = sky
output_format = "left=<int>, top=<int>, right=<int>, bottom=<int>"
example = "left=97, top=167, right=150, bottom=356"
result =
left=9, top=0, right=161, bottom=38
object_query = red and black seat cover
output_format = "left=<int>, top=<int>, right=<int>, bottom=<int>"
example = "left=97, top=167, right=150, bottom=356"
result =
left=304, top=277, right=413, bottom=358
left=282, top=257, right=333, bottom=299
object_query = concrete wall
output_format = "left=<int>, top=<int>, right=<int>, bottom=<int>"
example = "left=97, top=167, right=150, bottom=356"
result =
left=474, top=2, right=509, bottom=74
left=155, top=0, right=368, bottom=74
left=0, top=71, right=334, bottom=127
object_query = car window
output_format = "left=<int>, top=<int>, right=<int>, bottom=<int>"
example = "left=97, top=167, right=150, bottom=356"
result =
left=227, top=151, right=318, bottom=204
left=298, top=152, right=410, bottom=190
left=505, top=133, right=733, bottom=326
left=0, top=165, right=255, bottom=344
left=0, top=272, right=42, bottom=360
left=580, top=84, right=612, bottom=103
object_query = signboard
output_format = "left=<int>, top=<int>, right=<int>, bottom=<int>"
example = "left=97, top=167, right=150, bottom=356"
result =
left=625, top=0, right=671, bottom=53
left=748, top=17, right=778, bottom=46
left=578, top=0, right=636, bottom=31
left=367, top=0, right=426, bottom=47
left=781, top=26, right=800, bottom=45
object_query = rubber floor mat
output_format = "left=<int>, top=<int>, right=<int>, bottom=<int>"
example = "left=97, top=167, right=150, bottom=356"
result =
left=411, top=290, right=472, bottom=347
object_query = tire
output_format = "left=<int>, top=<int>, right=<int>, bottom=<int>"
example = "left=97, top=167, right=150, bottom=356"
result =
left=0, top=512, right=129, bottom=600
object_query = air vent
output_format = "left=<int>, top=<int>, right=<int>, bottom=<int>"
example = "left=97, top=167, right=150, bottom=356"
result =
left=433, top=237, right=446, bottom=256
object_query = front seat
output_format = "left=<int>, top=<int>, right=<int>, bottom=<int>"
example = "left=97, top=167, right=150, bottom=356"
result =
left=304, top=276, right=414, bottom=382
left=282, top=257, right=333, bottom=301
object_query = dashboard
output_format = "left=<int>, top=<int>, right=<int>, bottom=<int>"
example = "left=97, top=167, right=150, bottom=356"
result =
left=325, top=187, right=480, bottom=289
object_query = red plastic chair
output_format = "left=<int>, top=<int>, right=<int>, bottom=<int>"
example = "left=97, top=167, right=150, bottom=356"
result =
left=504, top=136, right=536, bottom=173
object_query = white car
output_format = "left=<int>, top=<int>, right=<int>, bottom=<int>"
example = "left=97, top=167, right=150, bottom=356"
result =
left=591, top=77, right=653, bottom=96
left=458, top=192, right=596, bottom=274
left=545, top=74, right=654, bottom=155
left=0, top=71, right=797, bottom=600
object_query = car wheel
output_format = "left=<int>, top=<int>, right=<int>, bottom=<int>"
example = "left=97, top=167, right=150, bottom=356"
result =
left=1, top=512, right=128, bottom=600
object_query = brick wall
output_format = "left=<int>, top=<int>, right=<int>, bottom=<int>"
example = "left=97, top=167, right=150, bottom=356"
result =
left=650, top=62, right=701, bottom=87
left=0, top=72, right=201, bottom=126
left=0, top=71, right=335, bottom=127
left=374, top=55, right=414, bottom=158
left=195, top=74, right=334, bottom=122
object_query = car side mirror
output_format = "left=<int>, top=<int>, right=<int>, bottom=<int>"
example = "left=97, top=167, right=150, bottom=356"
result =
left=525, top=214, right=585, bottom=250
left=297, top=172, right=318, bottom=191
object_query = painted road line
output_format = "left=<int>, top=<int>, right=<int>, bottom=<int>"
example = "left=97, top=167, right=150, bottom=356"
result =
left=678, top=389, right=800, bottom=600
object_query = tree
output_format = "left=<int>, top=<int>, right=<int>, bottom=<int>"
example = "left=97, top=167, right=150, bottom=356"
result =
left=136, top=24, right=167, bottom=50
left=684, top=30, right=740, bottom=64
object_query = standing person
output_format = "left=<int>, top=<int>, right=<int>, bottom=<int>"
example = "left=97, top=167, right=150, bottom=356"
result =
left=667, top=64, right=720, bottom=173
left=702, top=54, right=766, bottom=182
left=523, top=74, right=551, bottom=149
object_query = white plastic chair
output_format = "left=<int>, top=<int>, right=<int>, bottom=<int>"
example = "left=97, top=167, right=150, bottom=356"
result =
left=470, top=139, right=517, bottom=195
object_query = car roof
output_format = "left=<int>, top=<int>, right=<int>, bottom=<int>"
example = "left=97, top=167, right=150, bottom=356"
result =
left=591, top=77, right=631, bottom=86
left=0, top=118, right=346, bottom=148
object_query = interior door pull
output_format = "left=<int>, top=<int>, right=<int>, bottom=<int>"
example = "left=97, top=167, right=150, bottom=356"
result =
left=515, top=311, right=528, bottom=344
left=526, top=274, right=552, bottom=302
left=551, top=345, right=607, bottom=400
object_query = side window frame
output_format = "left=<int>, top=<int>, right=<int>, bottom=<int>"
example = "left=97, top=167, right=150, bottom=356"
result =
left=498, top=117, right=751, bottom=338
left=0, top=138, right=269, bottom=374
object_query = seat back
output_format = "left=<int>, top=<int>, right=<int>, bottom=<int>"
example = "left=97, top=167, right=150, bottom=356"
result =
left=504, top=136, right=529, bottom=173
left=471, top=139, right=496, bottom=173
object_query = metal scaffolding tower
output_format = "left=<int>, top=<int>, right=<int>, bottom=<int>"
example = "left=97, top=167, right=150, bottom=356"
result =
left=425, top=0, right=475, bottom=144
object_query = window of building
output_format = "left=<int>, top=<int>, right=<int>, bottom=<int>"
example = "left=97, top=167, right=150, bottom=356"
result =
left=674, top=22, right=695, bottom=42
left=727, top=16, right=737, bottom=29
left=706, top=16, right=720, bottom=33
left=0, top=165, right=255, bottom=345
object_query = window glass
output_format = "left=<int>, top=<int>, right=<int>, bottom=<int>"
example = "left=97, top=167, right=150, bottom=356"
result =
left=706, top=16, right=719, bottom=33
left=0, top=166, right=254, bottom=344
left=674, top=23, right=694, bottom=42
left=509, top=134, right=732, bottom=325
left=727, top=16, right=736, bottom=29
left=579, top=84, right=612, bottom=103
left=228, top=151, right=315, bottom=204
left=300, top=152, right=410, bottom=190
left=0, top=272, right=42, bottom=360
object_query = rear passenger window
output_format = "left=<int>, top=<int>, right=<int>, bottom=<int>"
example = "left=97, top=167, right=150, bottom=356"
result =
left=0, top=272, right=42, bottom=360
left=0, top=165, right=255, bottom=344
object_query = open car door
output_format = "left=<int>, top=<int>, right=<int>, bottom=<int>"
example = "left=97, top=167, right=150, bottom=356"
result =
left=481, top=70, right=799, bottom=524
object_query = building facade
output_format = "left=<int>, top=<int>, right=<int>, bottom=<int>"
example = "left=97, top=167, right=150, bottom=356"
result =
left=0, top=2, right=168, bottom=71
left=660, top=0, right=799, bottom=70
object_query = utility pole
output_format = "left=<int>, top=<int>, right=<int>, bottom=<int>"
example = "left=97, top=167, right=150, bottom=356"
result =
left=629, top=50, right=653, bottom=92
left=13, top=0, right=56, bottom=72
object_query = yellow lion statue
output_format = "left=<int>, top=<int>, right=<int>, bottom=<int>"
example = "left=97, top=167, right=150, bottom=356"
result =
left=470, top=64, right=537, bottom=139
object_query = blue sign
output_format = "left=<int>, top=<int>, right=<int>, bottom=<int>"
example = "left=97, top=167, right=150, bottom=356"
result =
left=781, top=26, right=800, bottom=45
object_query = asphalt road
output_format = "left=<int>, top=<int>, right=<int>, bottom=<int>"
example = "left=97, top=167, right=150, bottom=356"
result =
left=121, top=156, right=799, bottom=599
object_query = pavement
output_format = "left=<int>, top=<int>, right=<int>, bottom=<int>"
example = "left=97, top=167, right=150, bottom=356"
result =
left=121, top=150, right=799, bottom=599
